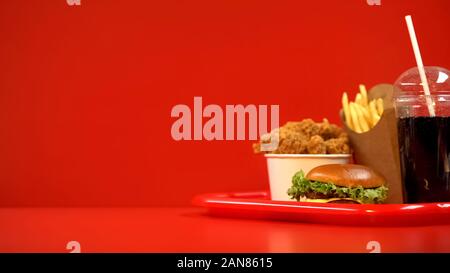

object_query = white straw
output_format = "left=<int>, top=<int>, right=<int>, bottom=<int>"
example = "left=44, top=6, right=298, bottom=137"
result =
left=405, top=15, right=435, bottom=117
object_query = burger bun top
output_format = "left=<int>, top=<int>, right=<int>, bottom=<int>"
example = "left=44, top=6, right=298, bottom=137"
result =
left=305, top=164, right=386, bottom=188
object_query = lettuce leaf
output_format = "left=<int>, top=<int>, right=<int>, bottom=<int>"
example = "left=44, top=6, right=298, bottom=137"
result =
left=287, top=170, right=388, bottom=204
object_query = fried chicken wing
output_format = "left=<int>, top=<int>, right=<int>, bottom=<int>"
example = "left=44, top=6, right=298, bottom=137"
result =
left=253, top=118, right=350, bottom=154
left=325, top=138, right=350, bottom=154
left=306, top=135, right=326, bottom=154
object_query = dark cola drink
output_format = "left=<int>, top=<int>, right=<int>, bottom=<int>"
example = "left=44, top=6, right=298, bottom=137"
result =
left=397, top=116, right=450, bottom=203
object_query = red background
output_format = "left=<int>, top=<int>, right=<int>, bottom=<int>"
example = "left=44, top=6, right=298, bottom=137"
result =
left=0, top=0, right=449, bottom=207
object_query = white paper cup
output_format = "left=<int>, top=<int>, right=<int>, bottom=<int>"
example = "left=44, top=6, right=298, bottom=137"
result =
left=265, top=154, right=352, bottom=201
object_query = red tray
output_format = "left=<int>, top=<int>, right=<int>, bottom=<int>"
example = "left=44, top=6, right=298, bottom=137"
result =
left=192, top=191, right=450, bottom=226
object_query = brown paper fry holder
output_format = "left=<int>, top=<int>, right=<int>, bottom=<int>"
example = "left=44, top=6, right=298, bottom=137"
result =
left=340, top=84, right=404, bottom=204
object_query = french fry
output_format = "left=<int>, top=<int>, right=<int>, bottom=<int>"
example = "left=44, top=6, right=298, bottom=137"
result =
left=342, top=92, right=353, bottom=130
left=372, top=114, right=381, bottom=126
left=369, top=100, right=381, bottom=126
left=359, top=84, right=368, bottom=107
left=355, top=93, right=362, bottom=106
left=341, top=84, right=384, bottom=133
left=354, top=103, right=370, bottom=132
left=376, top=98, right=384, bottom=116
left=356, top=103, right=372, bottom=127
left=369, top=100, right=377, bottom=117
left=349, top=103, right=362, bottom=133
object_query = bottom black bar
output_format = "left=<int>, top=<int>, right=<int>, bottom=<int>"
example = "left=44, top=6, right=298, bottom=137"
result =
left=0, top=253, right=449, bottom=272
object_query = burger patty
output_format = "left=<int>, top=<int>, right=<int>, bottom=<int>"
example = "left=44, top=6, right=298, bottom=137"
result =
left=304, top=191, right=340, bottom=199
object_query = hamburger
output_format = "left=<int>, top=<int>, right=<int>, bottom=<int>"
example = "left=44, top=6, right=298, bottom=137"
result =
left=287, top=164, right=388, bottom=204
